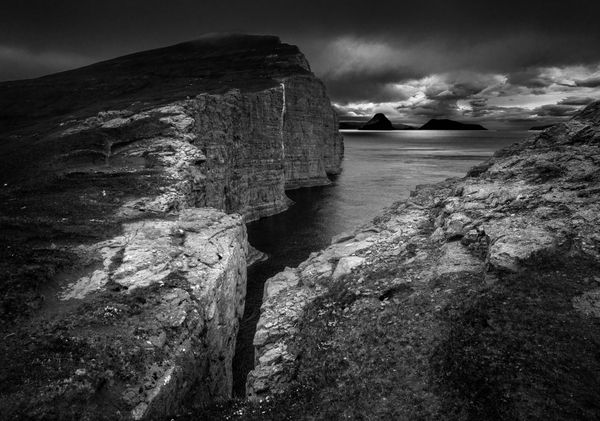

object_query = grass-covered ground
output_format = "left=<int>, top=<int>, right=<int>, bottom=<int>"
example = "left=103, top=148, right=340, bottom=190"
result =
left=180, top=250, right=600, bottom=420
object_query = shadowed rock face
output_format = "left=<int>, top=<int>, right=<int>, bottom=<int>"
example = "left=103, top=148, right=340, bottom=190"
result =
left=420, top=118, right=487, bottom=130
left=0, top=34, right=343, bottom=221
left=0, top=34, right=342, bottom=420
left=247, top=101, right=600, bottom=417
left=359, top=113, right=394, bottom=130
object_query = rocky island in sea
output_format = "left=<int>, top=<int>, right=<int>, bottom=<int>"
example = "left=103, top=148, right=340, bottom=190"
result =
left=358, top=113, right=394, bottom=130
left=339, top=113, right=414, bottom=130
left=420, top=118, right=487, bottom=130
left=0, top=34, right=343, bottom=420
left=340, top=114, right=486, bottom=131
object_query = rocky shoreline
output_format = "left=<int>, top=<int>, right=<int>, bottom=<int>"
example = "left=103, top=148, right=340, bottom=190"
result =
left=245, top=102, right=600, bottom=419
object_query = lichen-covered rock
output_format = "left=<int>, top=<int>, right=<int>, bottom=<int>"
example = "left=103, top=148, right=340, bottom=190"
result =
left=332, top=256, right=366, bottom=280
left=0, top=209, right=246, bottom=420
left=247, top=101, right=600, bottom=407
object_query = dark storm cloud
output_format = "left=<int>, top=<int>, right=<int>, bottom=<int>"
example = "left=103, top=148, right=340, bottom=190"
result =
left=2, top=0, right=600, bottom=77
left=1, top=0, right=600, bottom=127
left=557, top=96, right=596, bottom=106
left=574, top=77, right=600, bottom=88
left=312, top=32, right=600, bottom=106
left=507, top=69, right=553, bottom=89
left=533, top=104, right=579, bottom=117
left=398, top=101, right=458, bottom=119
left=323, top=68, right=418, bottom=103
left=468, top=98, right=491, bottom=118
left=424, top=79, right=490, bottom=101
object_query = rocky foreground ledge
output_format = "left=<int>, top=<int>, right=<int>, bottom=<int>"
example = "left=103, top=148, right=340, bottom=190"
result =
left=0, top=35, right=342, bottom=420
left=246, top=102, right=600, bottom=419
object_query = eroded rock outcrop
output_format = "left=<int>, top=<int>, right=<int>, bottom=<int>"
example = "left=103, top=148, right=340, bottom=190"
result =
left=0, top=34, right=343, bottom=420
left=3, top=81, right=341, bottom=224
left=1, top=209, right=246, bottom=419
left=247, top=101, right=600, bottom=417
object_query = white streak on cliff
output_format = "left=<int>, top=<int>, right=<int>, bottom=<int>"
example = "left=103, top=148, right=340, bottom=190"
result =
left=280, top=82, right=286, bottom=159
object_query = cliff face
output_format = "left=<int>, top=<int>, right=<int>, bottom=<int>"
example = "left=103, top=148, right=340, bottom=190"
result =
left=0, top=35, right=343, bottom=419
left=247, top=102, right=600, bottom=419
left=1, top=209, right=246, bottom=420
left=0, top=35, right=343, bottom=223
left=192, top=75, right=343, bottom=219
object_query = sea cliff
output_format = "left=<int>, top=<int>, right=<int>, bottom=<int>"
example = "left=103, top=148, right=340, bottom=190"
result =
left=247, top=101, right=600, bottom=419
left=0, top=34, right=343, bottom=420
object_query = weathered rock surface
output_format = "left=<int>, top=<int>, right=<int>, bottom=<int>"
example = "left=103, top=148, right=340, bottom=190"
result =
left=1, top=208, right=246, bottom=420
left=247, top=100, right=600, bottom=417
left=0, top=34, right=343, bottom=420
left=0, top=34, right=343, bottom=223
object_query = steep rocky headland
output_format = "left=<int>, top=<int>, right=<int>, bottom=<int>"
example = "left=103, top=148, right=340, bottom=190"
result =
left=246, top=102, right=600, bottom=419
left=359, top=113, right=394, bottom=130
left=0, top=34, right=342, bottom=420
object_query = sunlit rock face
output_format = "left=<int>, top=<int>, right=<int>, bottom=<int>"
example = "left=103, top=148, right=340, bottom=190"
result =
left=62, top=209, right=247, bottom=420
left=0, top=34, right=342, bottom=420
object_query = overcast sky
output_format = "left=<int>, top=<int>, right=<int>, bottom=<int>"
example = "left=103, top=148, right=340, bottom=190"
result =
left=2, top=0, right=600, bottom=129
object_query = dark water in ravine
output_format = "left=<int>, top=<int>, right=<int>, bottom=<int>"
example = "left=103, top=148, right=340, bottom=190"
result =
left=232, top=130, right=529, bottom=396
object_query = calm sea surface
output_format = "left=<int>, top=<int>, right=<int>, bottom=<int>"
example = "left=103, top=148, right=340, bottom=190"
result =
left=232, top=130, right=529, bottom=395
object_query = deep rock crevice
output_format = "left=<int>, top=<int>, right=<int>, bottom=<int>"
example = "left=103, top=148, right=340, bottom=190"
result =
left=0, top=34, right=343, bottom=420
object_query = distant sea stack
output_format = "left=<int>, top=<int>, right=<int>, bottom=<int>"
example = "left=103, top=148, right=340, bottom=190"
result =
left=0, top=34, right=343, bottom=420
left=529, top=124, right=556, bottom=131
left=420, top=118, right=487, bottom=130
left=359, top=113, right=394, bottom=130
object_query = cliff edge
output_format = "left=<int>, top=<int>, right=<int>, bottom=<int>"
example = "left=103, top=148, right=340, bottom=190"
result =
left=0, top=34, right=343, bottom=420
left=247, top=101, right=600, bottom=419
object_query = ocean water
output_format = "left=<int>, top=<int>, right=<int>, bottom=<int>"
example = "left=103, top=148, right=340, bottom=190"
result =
left=232, top=129, right=529, bottom=395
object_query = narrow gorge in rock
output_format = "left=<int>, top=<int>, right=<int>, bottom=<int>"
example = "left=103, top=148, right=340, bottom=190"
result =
left=232, top=130, right=526, bottom=396
left=243, top=104, right=600, bottom=420
left=3, top=4, right=600, bottom=419
left=0, top=34, right=343, bottom=420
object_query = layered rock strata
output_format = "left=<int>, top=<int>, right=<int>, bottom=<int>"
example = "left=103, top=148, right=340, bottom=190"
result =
left=1, top=209, right=246, bottom=420
left=0, top=34, right=343, bottom=223
left=247, top=101, right=600, bottom=405
left=77, top=209, right=246, bottom=419
left=0, top=34, right=343, bottom=420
